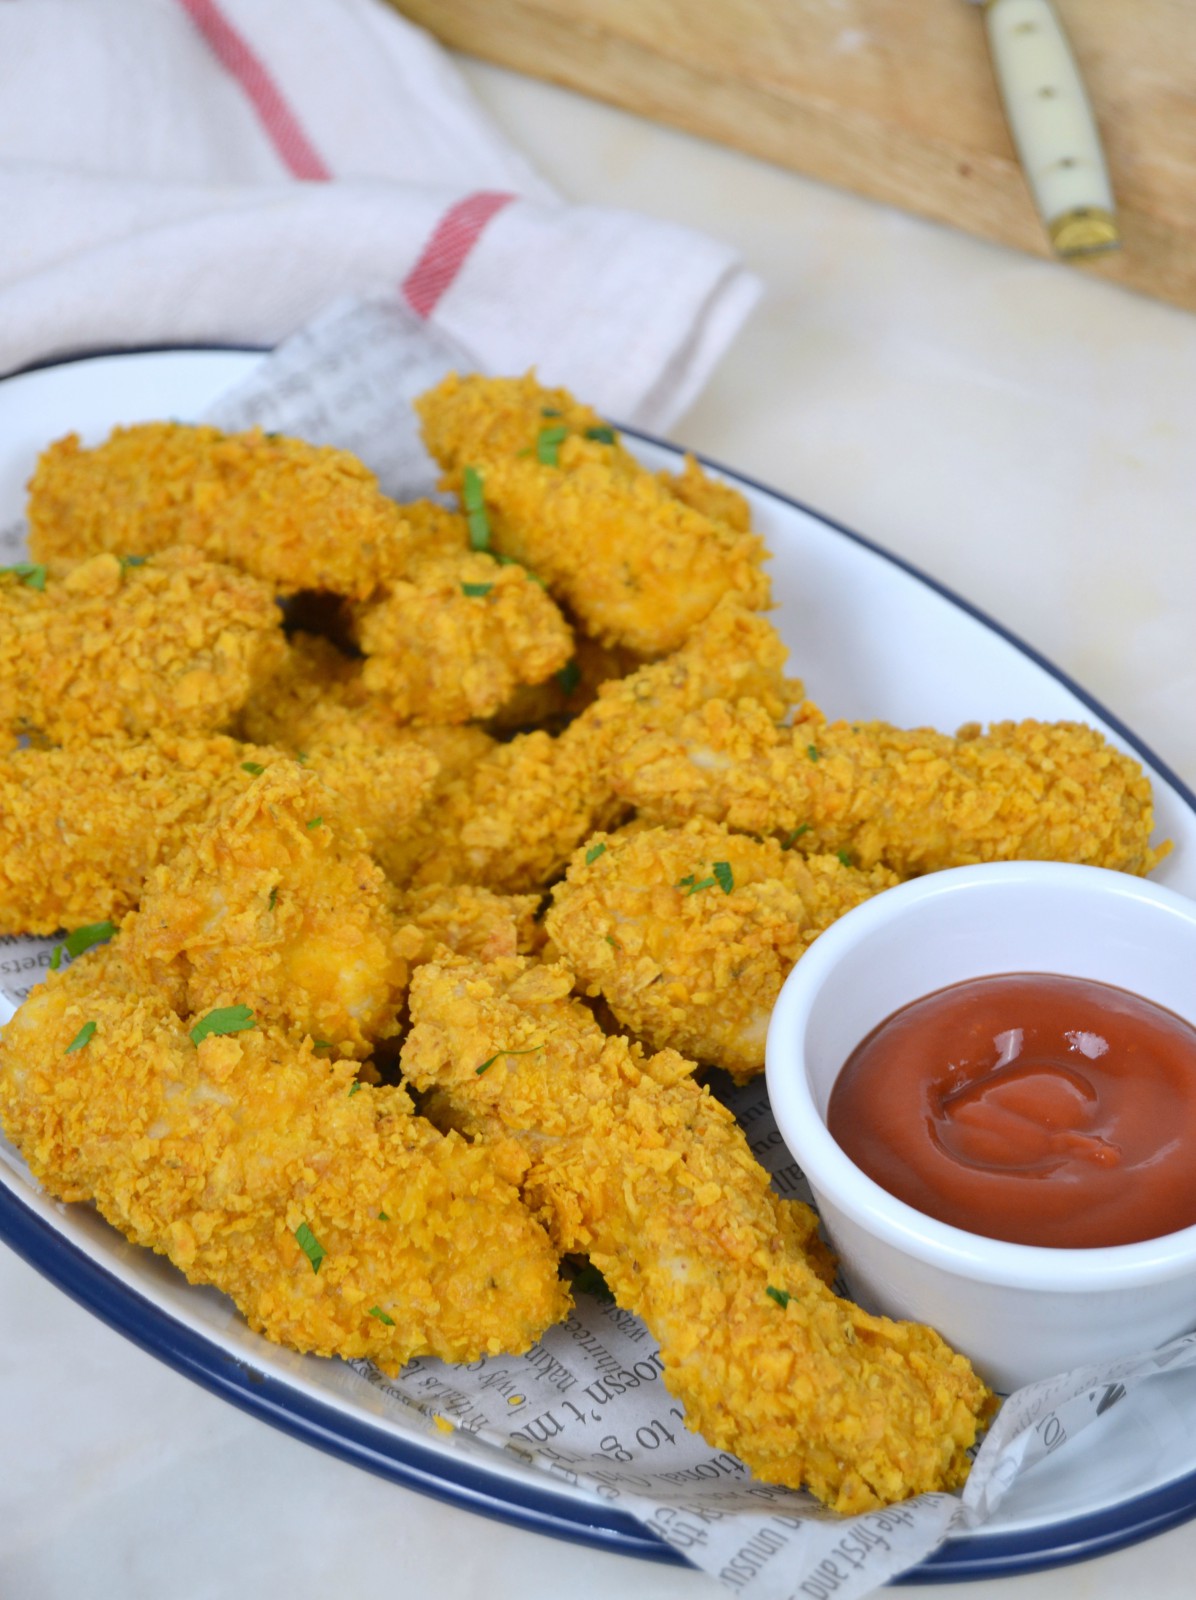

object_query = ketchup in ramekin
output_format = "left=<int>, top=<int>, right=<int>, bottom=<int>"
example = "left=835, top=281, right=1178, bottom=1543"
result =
left=827, top=973, right=1196, bottom=1249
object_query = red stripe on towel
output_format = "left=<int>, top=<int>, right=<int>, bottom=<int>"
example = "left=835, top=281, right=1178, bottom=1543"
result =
left=401, top=191, right=514, bottom=318
left=178, top=0, right=332, bottom=180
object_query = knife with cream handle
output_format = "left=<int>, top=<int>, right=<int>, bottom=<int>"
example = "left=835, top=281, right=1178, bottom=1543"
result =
left=968, top=0, right=1119, bottom=257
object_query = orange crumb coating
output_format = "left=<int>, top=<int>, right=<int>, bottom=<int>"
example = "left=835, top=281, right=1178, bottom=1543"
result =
left=123, top=764, right=412, bottom=1060
left=402, top=957, right=994, bottom=1514
left=0, top=733, right=292, bottom=934
left=658, top=453, right=754, bottom=533
left=546, top=820, right=898, bottom=1082
left=614, top=698, right=1169, bottom=878
left=416, top=373, right=771, bottom=654
left=26, top=423, right=415, bottom=598
left=0, top=948, right=567, bottom=1369
left=0, top=549, right=285, bottom=746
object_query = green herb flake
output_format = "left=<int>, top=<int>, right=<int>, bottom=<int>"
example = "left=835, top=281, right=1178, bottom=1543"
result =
left=585, top=842, right=606, bottom=865
left=836, top=849, right=854, bottom=868
left=476, top=1044, right=543, bottom=1075
left=536, top=425, right=569, bottom=467
left=683, top=876, right=717, bottom=896
left=766, top=1285, right=792, bottom=1309
left=64, top=1020, right=96, bottom=1054
left=268, top=886, right=278, bottom=910
left=461, top=581, right=494, bottom=598
left=369, top=1305, right=395, bottom=1326
left=556, top=658, right=581, bottom=697
left=780, top=824, right=810, bottom=850
left=294, top=1221, right=326, bottom=1274
left=49, top=920, right=117, bottom=971
left=806, top=745, right=821, bottom=762
left=306, top=816, right=324, bottom=830
left=604, top=934, right=620, bottom=949
left=119, top=554, right=148, bottom=569
left=240, top=761, right=265, bottom=776
left=462, top=465, right=491, bottom=551
left=571, top=1262, right=615, bottom=1304
left=540, top=406, right=563, bottom=418
left=378, top=1210, right=390, bottom=1222
left=348, top=1081, right=361, bottom=1096
left=713, top=861, right=734, bottom=894
left=312, top=1039, right=332, bottom=1050
left=584, top=426, right=616, bottom=445
left=1, top=562, right=46, bottom=591
left=189, top=1004, right=255, bottom=1046
left=676, top=873, right=696, bottom=888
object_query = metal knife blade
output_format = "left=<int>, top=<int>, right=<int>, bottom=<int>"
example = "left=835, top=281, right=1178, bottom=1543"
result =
left=965, top=0, right=1119, bottom=257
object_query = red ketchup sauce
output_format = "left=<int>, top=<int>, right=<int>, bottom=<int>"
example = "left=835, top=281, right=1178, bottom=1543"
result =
left=827, top=973, right=1196, bottom=1249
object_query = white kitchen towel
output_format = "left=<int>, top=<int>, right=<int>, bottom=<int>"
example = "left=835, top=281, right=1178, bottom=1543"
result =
left=0, top=0, right=761, bottom=430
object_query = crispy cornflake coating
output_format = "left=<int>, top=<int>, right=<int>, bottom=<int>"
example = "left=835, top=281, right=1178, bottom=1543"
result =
left=546, top=821, right=898, bottom=1082
left=399, top=600, right=800, bottom=892
left=27, top=423, right=415, bottom=598
left=486, top=629, right=641, bottom=735
left=416, top=373, right=771, bottom=654
left=658, top=453, right=753, bottom=533
left=347, top=547, right=573, bottom=723
left=123, top=765, right=412, bottom=1059
left=0, top=549, right=285, bottom=746
left=398, top=884, right=545, bottom=965
left=613, top=698, right=1169, bottom=878
left=0, top=947, right=567, bottom=1369
left=401, top=957, right=994, bottom=1512
left=0, top=733, right=293, bottom=934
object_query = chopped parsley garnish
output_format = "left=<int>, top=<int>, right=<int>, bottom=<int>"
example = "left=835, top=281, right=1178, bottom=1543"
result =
left=461, top=581, right=494, bottom=598
left=462, top=465, right=491, bottom=551
left=189, top=1004, right=255, bottom=1046
left=806, top=745, right=821, bottom=762
left=536, top=425, right=568, bottom=467
left=65, top=1021, right=96, bottom=1054
left=766, top=1285, right=792, bottom=1309
left=713, top=861, right=734, bottom=894
left=678, top=872, right=716, bottom=895
left=306, top=816, right=324, bottom=830
left=312, top=1039, right=332, bottom=1050
left=836, top=849, right=854, bottom=868
left=268, top=886, right=278, bottom=910
left=780, top=824, right=810, bottom=850
left=571, top=1262, right=615, bottom=1304
left=240, top=761, right=265, bottom=775
left=119, top=554, right=147, bottom=569
left=1, top=562, right=46, bottom=590
left=604, top=934, right=620, bottom=949
left=369, top=1305, right=395, bottom=1326
left=585, top=842, right=606, bottom=865
left=294, top=1222, right=325, bottom=1274
left=493, top=551, right=546, bottom=586
left=348, top=1081, right=361, bottom=1096
left=540, top=406, right=562, bottom=418
left=556, top=658, right=581, bottom=697
left=378, top=1210, right=390, bottom=1221
left=49, top=920, right=117, bottom=971
left=584, top=426, right=616, bottom=445
left=476, top=1044, right=543, bottom=1075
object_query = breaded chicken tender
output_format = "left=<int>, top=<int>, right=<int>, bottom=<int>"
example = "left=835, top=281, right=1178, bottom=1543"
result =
left=613, top=699, right=1168, bottom=878
left=416, top=373, right=771, bottom=654
left=27, top=423, right=415, bottom=598
left=398, top=884, right=545, bottom=966
left=124, top=765, right=412, bottom=1059
left=658, top=453, right=753, bottom=533
left=0, top=549, right=285, bottom=746
left=399, top=600, right=800, bottom=892
left=402, top=957, right=993, bottom=1512
left=546, top=821, right=898, bottom=1082
left=486, top=630, right=641, bottom=736
left=0, top=946, right=567, bottom=1369
left=0, top=733, right=292, bottom=934
left=347, top=545, right=573, bottom=723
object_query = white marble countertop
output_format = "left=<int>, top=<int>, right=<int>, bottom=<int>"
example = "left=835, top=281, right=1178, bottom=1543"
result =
left=3, top=50, right=1195, bottom=1600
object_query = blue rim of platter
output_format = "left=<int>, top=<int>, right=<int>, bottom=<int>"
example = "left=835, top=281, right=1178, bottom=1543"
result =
left=2, top=344, right=1196, bottom=1585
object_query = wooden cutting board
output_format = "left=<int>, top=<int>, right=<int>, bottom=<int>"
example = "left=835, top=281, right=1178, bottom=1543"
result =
left=389, top=0, right=1196, bottom=315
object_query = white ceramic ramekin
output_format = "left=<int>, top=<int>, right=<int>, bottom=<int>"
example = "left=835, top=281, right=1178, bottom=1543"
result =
left=764, top=861, right=1196, bottom=1393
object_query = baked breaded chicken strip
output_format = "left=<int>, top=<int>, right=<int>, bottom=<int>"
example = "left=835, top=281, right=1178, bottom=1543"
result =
left=347, top=545, right=573, bottom=724
left=402, top=957, right=993, bottom=1513
left=124, top=765, right=413, bottom=1059
left=400, top=599, right=800, bottom=892
left=546, top=821, right=898, bottom=1082
left=0, top=946, right=568, bottom=1369
left=613, top=699, right=1168, bottom=878
left=0, top=734, right=293, bottom=934
left=27, top=423, right=415, bottom=598
left=0, top=549, right=285, bottom=746
left=416, top=372, right=771, bottom=654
